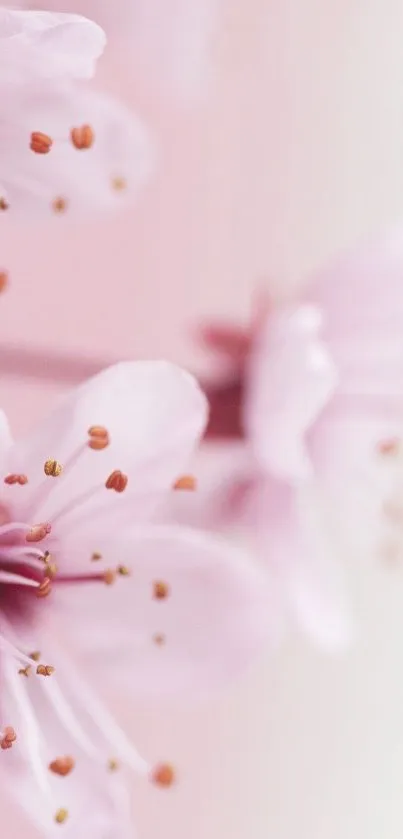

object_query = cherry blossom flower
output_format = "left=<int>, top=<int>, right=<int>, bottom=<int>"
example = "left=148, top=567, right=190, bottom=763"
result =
left=0, top=359, right=270, bottom=836
left=194, top=232, right=403, bottom=647
left=0, top=7, right=152, bottom=217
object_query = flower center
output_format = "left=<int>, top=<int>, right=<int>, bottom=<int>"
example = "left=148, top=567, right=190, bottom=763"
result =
left=0, top=505, right=51, bottom=622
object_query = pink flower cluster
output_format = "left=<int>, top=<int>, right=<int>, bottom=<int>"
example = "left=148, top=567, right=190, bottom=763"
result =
left=0, top=4, right=272, bottom=836
left=2, top=4, right=402, bottom=838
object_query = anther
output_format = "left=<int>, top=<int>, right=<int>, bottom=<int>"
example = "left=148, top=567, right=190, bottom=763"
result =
left=44, top=562, right=58, bottom=579
left=35, top=578, right=52, bottom=598
left=29, top=651, right=41, bottom=662
left=0, top=727, right=16, bottom=750
left=173, top=475, right=197, bottom=491
left=378, top=438, right=400, bottom=456
left=108, top=758, right=119, bottom=772
left=0, top=271, right=8, bottom=293
left=36, top=664, right=55, bottom=677
left=70, top=124, right=94, bottom=150
left=105, top=470, right=128, bottom=493
left=0, top=198, right=9, bottom=211
left=18, top=666, right=31, bottom=677
left=52, top=197, right=67, bottom=214
left=111, top=176, right=127, bottom=192
left=117, top=565, right=130, bottom=576
left=88, top=426, right=110, bottom=450
left=54, top=809, right=68, bottom=825
left=103, top=569, right=116, bottom=586
left=153, top=633, right=166, bottom=646
left=30, top=131, right=53, bottom=154
left=44, top=459, right=63, bottom=477
left=153, top=581, right=169, bottom=600
left=49, top=756, right=75, bottom=777
left=151, top=763, right=176, bottom=788
left=91, top=551, right=102, bottom=561
left=4, top=474, right=28, bottom=485
left=26, top=522, right=51, bottom=543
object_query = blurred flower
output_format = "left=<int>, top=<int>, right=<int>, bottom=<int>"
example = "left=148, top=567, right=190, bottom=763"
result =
left=196, top=301, right=349, bottom=649
left=22, top=0, right=223, bottom=102
left=197, top=234, right=403, bottom=646
left=0, top=6, right=152, bottom=218
left=0, top=359, right=270, bottom=835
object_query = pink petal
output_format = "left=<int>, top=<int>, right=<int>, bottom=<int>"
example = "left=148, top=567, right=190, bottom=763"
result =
left=0, top=410, right=13, bottom=470
left=53, top=527, right=272, bottom=698
left=0, top=8, right=105, bottom=82
left=306, top=410, right=403, bottom=564
left=303, top=227, right=403, bottom=556
left=6, top=362, right=207, bottom=528
left=305, top=225, right=403, bottom=404
left=198, top=323, right=251, bottom=365
left=0, top=83, right=153, bottom=219
left=0, top=647, right=142, bottom=837
left=244, top=304, right=338, bottom=481
left=25, top=0, right=221, bottom=101
left=240, top=478, right=352, bottom=649
left=290, top=484, right=353, bottom=646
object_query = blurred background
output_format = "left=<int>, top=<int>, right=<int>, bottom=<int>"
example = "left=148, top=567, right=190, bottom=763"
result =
left=5, top=0, right=403, bottom=836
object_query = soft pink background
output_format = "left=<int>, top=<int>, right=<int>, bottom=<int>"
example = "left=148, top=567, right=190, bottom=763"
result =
left=4, top=1, right=403, bottom=836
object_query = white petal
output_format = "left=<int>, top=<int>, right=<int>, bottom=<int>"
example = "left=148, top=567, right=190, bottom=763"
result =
left=0, top=8, right=105, bottom=82
left=19, top=0, right=221, bottom=101
left=6, top=361, right=207, bottom=530
left=0, top=82, right=153, bottom=219
left=53, top=526, right=272, bottom=698
left=0, top=651, right=142, bottom=837
left=244, top=304, right=338, bottom=482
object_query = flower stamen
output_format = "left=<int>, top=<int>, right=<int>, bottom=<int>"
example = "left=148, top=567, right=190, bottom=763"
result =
left=29, top=651, right=41, bottom=662
left=153, top=581, right=169, bottom=600
left=4, top=474, right=28, bottom=486
left=52, top=197, right=68, bottom=214
left=105, top=470, right=128, bottom=493
left=26, top=523, right=51, bottom=543
left=36, top=664, right=55, bottom=677
left=0, top=271, right=8, bottom=293
left=88, top=425, right=110, bottom=450
left=103, top=569, right=116, bottom=586
left=108, top=758, right=119, bottom=772
left=70, top=124, right=95, bottom=150
left=377, top=438, right=400, bottom=456
left=173, top=475, right=197, bottom=491
left=44, top=562, right=58, bottom=579
left=49, top=756, right=75, bottom=777
left=54, top=808, right=68, bottom=825
left=111, top=176, right=127, bottom=192
left=151, top=763, right=175, bottom=787
left=0, top=726, right=16, bottom=750
left=35, top=578, right=52, bottom=598
left=44, top=459, right=63, bottom=477
left=153, top=633, right=166, bottom=646
left=30, top=131, right=53, bottom=154
left=0, top=570, right=39, bottom=588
